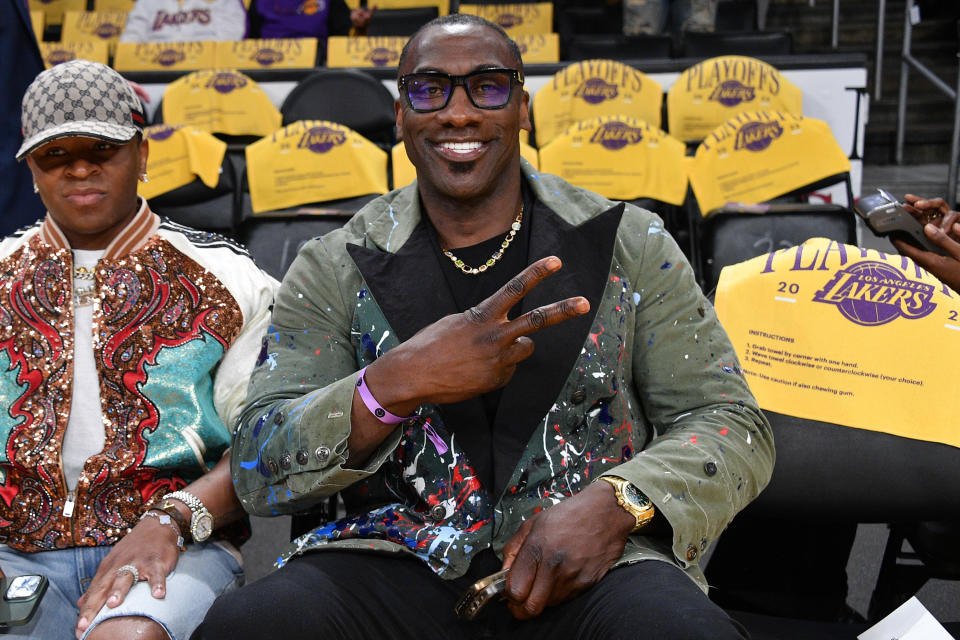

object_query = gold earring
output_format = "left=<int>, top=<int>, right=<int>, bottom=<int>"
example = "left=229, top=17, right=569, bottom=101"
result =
left=33, top=183, right=39, bottom=194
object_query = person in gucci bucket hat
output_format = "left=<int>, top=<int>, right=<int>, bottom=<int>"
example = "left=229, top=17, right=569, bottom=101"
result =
left=196, top=15, right=773, bottom=640
left=0, top=59, right=277, bottom=639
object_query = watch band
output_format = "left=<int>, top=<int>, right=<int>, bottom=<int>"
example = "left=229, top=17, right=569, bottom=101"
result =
left=598, top=475, right=655, bottom=532
left=162, top=490, right=214, bottom=542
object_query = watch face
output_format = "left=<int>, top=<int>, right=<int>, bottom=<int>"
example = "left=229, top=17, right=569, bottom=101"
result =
left=623, top=483, right=651, bottom=510
left=193, top=513, right=214, bottom=542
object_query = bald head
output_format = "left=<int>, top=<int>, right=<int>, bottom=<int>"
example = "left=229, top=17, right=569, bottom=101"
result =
left=398, top=14, right=524, bottom=77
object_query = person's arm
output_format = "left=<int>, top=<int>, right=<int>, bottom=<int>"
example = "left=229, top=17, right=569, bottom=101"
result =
left=75, top=453, right=243, bottom=637
left=500, top=206, right=775, bottom=619
left=892, top=194, right=960, bottom=294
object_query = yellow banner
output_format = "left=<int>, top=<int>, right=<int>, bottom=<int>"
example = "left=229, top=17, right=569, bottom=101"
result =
left=93, top=0, right=135, bottom=10
left=539, top=115, right=686, bottom=204
left=326, top=36, right=405, bottom=68
left=689, top=111, right=850, bottom=216
left=28, top=0, right=84, bottom=25
left=139, top=124, right=227, bottom=200
left=39, top=41, right=110, bottom=68
left=459, top=3, right=553, bottom=35
left=30, top=11, right=44, bottom=43
left=61, top=11, right=127, bottom=56
left=667, top=55, right=803, bottom=143
left=344, top=0, right=448, bottom=14
left=161, top=70, right=282, bottom=136
left=514, top=33, right=559, bottom=64
left=715, top=238, right=960, bottom=448
left=532, top=59, right=663, bottom=147
left=114, top=41, right=217, bottom=72
left=246, top=120, right=388, bottom=214
left=391, top=138, right=538, bottom=189
left=216, top=39, right=318, bottom=69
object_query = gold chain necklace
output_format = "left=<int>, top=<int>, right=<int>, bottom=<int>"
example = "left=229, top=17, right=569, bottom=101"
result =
left=441, top=204, right=523, bottom=275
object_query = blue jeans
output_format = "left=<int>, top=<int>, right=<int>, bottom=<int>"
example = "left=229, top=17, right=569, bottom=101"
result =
left=0, top=542, right=243, bottom=640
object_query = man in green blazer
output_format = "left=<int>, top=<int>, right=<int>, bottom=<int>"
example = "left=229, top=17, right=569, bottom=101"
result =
left=196, top=13, right=774, bottom=640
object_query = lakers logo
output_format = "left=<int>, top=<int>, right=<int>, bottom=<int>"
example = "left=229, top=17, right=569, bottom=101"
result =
left=300, top=0, right=322, bottom=15
left=813, top=261, right=937, bottom=326
left=574, top=78, right=619, bottom=105
left=734, top=121, right=783, bottom=152
left=590, top=121, right=643, bottom=151
left=147, top=125, right=178, bottom=142
left=365, top=47, right=399, bottom=66
left=47, top=49, right=76, bottom=65
left=496, top=13, right=521, bottom=28
left=709, top=80, right=756, bottom=107
left=253, top=48, right=284, bottom=66
left=155, top=49, right=186, bottom=67
left=206, top=72, right=247, bottom=94
left=95, top=22, right=122, bottom=39
left=297, top=126, right=347, bottom=153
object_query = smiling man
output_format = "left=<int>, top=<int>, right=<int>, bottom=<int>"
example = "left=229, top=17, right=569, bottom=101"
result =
left=0, top=60, right=276, bottom=640
left=196, top=14, right=773, bottom=640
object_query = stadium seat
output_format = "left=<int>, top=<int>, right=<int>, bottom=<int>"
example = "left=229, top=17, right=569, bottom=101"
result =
left=139, top=124, right=239, bottom=235
left=565, top=34, right=672, bottom=62
left=681, top=30, right=793, bottom=58
left=687, top=110, right=854, bottom=290
left=697, top=203, right=855, bottom=293
left=280, top=69, right=397, bottom=149
left=709, top=250, right=960, bottom=636
left=367, top=6, right=439, bottom=36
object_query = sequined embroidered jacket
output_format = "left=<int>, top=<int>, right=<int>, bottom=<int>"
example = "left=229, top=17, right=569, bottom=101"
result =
left=232, top=161, right=775, bottom=589
left=0, top=203, right=276, bottom=552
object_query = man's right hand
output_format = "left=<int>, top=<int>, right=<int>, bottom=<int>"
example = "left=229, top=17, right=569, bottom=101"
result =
left=347, top=256, right=589, bottom=465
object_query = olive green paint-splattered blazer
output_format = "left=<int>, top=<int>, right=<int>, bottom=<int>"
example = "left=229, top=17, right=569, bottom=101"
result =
left=231, top=161, right=775, bottom=591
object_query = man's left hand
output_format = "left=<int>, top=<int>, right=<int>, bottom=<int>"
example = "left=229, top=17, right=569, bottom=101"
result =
left=500, top=481, right=636, bottom=619
left=74, top=515, right=181, bottom=638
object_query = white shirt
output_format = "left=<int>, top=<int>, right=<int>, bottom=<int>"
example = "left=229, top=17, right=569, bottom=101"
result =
left=61, top=249, right=106, bottom=491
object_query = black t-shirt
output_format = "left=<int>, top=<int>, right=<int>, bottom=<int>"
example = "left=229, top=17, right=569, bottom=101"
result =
left=425, top=185, right=536, bottom=425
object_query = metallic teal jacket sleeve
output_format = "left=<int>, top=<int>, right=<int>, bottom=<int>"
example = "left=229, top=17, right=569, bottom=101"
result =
left=602, top=204, right=775, bottom=568
left=230, top=233, right=402, bottom=517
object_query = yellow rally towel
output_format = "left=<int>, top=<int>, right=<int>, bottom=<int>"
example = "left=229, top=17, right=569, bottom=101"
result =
left=216, top=39, right=318, bottom=69
left=715, top=238, right=960, bottom=448
left=514, top=34, right=559, bottom=64
left=539, top=115, right=686, bottom=205
left=61, top=11, right=127, bottom=56
left=326, top=36, right=405, bottom=68
left=40, top=41, right=110, bottom=68
left=114, top=41, right=217, bottom=71
left=533, top=59, right=663, bottom=147
left=667, top=55, right=802, bottom=143
left=246, top=120, right=388, bottom=214
left=30, top=11, right=44, bottom=43
left=138, top=124, right=227, bottom=200
left=458, top=3, right=552, bottom=35
left=390, top=139, right=539, bottom=189
left=689, top=110, right=850, bottom=216
left=162, top=70, right=281, bottom=136
left=93, top=0, right=134, bottom=9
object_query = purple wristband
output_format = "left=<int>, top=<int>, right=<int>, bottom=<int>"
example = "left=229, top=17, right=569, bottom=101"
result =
left=356, top=366, right=411, bottom=424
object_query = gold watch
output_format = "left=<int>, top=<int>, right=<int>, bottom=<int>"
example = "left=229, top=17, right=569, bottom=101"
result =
left=598, top=475, right=655, bottom=532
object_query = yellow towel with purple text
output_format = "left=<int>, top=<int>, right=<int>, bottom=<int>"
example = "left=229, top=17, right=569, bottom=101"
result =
left=715, top=237, right=960, bottom=448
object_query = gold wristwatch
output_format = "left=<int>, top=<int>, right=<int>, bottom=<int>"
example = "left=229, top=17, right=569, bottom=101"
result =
left=598, top=475, right=655, bottom=532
